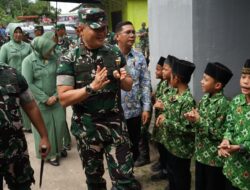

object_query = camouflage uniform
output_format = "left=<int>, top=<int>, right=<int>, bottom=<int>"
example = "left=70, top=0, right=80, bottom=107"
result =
left=138, top=27, right=149, bottom=57
left=0, top=64, right=35, bottom=189
left=57, top=42, right=140, bottom=189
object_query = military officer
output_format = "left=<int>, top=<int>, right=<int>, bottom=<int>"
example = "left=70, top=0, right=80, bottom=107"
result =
left=56, top=7, right=141, bottom=190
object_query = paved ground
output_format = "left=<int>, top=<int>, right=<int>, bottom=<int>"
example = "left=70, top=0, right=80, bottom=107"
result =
left=3, top=108, right=170, bottom=190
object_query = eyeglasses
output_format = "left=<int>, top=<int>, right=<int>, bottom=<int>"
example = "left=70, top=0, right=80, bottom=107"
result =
left=120, top=30, right=136, bottom=35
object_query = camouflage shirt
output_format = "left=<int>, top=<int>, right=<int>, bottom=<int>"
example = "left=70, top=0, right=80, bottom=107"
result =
left=195, top=91, right=230, bottom=167
left=0, top=64, right=33, bottom=164
left=223, top=94, right=250, bottom=190
left=161, top=88, right=196, bottom=159
left=57, top=43, right=128, bottom=144
left=57, top=35, right=73, bottom=55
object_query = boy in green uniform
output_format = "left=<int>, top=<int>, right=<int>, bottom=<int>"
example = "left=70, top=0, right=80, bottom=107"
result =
left=218, top=59, right=250, bottom=190
left=157, top=59, right=196, bottom=190
left=185, top=62, right=233, bottom=190
left=151, top=55, right=175, bottom=181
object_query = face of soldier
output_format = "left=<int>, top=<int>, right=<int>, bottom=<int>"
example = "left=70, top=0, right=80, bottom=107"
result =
left=240, top=73, right=250, bottom=98
left=116, top=24, right=136, bottom=49
left=162, top=63, right=172, bottom=81
left=34, top=30, right=43, bottom=37
left=13, top=28, right=23, bottom=43
left=81, top=25, right=107, bottom=49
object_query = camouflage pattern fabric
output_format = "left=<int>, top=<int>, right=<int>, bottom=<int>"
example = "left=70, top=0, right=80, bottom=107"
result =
left=223, top=94, right=250, bottom=190
left=57, top=35, right=73, bottom=55
left=195, top=91, right=230, bottom=167
left=57, top=44, right=141, bottom=190
left=0, top=64, right=34, bottom=189
left=78, top=7, right=107, bottom=29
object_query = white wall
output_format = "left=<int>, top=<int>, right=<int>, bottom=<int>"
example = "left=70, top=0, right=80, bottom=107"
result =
left=148, top=0, right=193, bottom=91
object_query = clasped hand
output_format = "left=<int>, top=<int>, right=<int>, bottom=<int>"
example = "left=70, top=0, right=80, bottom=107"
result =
left=90, top=66, right=127, bottom=91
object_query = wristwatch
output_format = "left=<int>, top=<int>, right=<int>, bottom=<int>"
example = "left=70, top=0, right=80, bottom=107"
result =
left=85, top=84, right=95, bottom=95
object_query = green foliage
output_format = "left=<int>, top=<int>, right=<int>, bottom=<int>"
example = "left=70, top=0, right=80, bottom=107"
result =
left=0, top=0, right=60, bottom=25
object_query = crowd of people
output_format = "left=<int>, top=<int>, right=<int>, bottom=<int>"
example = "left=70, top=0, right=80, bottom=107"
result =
left=0, top=4, right=249, bottom=190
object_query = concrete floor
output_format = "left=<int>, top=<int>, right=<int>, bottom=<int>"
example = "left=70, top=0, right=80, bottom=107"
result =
left=3, top=108, right=169, bottom=190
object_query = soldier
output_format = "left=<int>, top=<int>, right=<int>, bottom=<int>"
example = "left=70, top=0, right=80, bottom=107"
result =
left=56, top=7, right=141, bottom=190
left=185, top=62, right=233, bottom=190
left=0, top=63, right=50, bottom=190
left=55, top=24, right=73, bottom=54
left=0, top=25, right=32, bottom=133
left=157, top=59, right=196, bottom=190
left=137, top=22, right=149, bottom=65
left=34, top=25, right=44, bottom=37
left=54, top=24, right=72, bottom=153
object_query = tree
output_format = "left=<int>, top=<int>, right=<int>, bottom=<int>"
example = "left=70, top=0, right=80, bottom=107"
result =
left=0, top=0, right=60, bottom=25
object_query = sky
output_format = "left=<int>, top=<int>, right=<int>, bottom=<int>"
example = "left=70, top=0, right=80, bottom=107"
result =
left=50, top=2, right=81, bottom=13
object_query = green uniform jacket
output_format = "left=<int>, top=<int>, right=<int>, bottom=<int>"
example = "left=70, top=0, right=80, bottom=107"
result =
left=223, top=94, right=250, bottom=190
left=0, top=25, right=31, bottom=72
left=0, top=25, right=32, bottom=130
left=22, top=36, right=66, bottom=159
left=195, top=91, right=230, bottom=167
left=162, top=88, right=196, bottom=159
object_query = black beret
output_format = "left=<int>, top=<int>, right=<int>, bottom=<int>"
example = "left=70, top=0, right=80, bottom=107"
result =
left=157, top=56, right=166, bottom=66
left=204, top=62, right=233, bottom=85
left=172, top=59, right=195, bottom=83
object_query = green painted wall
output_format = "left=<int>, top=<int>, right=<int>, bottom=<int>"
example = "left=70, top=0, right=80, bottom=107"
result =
left=126, top=0, right=148, bottom=32
left=105, top=0, right=148, bottom=33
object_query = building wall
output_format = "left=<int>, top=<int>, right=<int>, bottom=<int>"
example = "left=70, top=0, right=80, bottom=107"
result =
left=148, top=0, right=193, bottom=91
left=126, top=0, right=148, bottom=31
left=193, top=0, right=250, bottom=99
left=148, top=0, right=250, bottom=100
left=104, top=0, right=147, bottom=33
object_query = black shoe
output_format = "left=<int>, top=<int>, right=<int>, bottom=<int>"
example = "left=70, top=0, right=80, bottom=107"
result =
left=64, top=144, right=71, bottom=151
left=151, top=162, right=162, bottom=172
left=61, top=149, right=67, bottom=158
left=134, top=158, right=150, bottom=167
left=151, top=171, right=168, bottom=181
left=49, top=158, right=60, bottom=166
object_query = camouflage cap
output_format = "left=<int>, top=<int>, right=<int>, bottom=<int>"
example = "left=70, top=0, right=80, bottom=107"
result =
left=34, top=25, right=44, bottom=31
left=54, top=24, right=65, bottom=30
left=78, top=7, right=107, bottom=29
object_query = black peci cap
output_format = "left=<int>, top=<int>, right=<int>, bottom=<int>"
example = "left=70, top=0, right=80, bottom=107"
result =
left=172, top=59, right=195, bottom=84
left=204, top=62, right=233, bottom=85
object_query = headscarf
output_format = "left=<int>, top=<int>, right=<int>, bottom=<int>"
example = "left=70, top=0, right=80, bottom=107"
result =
left=31, top=36, right=56, bottom=59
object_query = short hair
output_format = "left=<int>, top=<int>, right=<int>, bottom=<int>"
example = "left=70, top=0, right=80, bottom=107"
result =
left=115, top=21, right=133, bottom=33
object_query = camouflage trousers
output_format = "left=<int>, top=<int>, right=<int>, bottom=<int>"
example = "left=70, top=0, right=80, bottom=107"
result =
left=0, top=156, right=34, bottom=190
left=75, top=134, right=141, bottom=190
